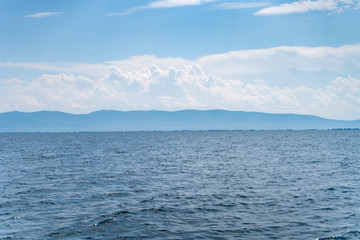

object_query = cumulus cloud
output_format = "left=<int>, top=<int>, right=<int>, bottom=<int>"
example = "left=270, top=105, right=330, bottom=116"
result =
left=1, top=44, right=360, bottom=119
left=25, top=12, right=61, bottom=18
left=1, top=65, right=360, bottom=120
left=108, top=0, right=215, bottom=16
left=5, top=44, right=357, bottom=83
left=255, top=0, right=357, bottom=15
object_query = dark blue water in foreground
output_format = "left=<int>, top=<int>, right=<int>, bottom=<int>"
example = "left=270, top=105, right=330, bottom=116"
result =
left=1, top=131, right=360, bottom=240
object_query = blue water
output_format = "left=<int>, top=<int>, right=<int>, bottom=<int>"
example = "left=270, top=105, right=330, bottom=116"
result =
left=1, top=131, right=360, bottom=239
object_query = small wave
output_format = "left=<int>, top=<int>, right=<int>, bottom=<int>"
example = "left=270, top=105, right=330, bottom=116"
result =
left=140, top=197, right=155, bottom=203
left=316, top=237, right=346, bottom=240
left=0, top=202, right=12, bottom=208
left=100, top=210, right=132, bottom=219
left=140, top=206, right=171, bottom=213
left=316, top=207, right=335, bottom=211
left=114, top=150, right=127, bottom=154
left=194, top=207, right=219, bottom=213
left=39, top=200, right=55, bottom=205
left=316, top=231, right=360, bottom=240
left=1, top=236, right=15, bottom=240
left=97, top=218, right=114, bottom=226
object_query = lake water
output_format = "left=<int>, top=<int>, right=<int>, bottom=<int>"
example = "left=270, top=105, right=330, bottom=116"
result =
left=1, top=131, right=360, bottom=239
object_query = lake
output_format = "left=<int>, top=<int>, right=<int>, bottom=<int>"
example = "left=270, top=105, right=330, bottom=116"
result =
left=1, top=131, right=359, bottom=239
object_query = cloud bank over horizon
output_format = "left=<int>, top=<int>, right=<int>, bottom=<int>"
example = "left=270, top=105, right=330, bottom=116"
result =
left=1, top=44, right=360, bottom=120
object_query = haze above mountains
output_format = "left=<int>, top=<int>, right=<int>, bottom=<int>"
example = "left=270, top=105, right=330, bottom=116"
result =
left=0, top=110, right=359, bottom=132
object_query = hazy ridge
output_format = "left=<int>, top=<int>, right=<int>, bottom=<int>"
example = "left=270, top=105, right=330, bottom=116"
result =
left=0, top=110, right=359, bottom=132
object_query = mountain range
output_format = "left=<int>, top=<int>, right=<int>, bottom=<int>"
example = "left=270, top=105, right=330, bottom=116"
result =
left=0, top=110, right=359, bottom=132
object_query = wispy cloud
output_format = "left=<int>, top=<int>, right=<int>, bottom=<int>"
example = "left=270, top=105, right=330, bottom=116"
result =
left=108, top=0, right=216, bottom=16
left=255, top=0, right=356, bottom=16
left=25, top=12, right=61, bottom=18
left=148, top=0, right=214, bottom=8
left=215, top=2, right=271, bottom=10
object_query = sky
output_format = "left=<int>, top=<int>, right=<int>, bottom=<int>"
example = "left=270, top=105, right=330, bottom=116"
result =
left=0, top=0, right=360, bottom=120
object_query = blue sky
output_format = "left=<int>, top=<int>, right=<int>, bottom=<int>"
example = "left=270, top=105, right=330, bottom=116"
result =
left=1, top=0, right=360, bottom=119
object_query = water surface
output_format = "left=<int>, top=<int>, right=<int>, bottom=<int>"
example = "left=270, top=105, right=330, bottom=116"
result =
left=1, top=131, right=359, bottom=239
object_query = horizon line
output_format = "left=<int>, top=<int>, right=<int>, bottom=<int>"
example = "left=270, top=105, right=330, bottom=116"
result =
left=1, top=109, right=359, bottom=121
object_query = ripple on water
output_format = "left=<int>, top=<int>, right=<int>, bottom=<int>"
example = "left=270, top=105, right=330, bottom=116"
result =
left=1, top=131, right=359, bottom=239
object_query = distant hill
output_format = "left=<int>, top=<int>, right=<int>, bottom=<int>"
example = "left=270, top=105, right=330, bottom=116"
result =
left=0, top=110, right=359, bottom=132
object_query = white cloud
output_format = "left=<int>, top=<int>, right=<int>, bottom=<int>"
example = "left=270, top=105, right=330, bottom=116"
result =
left=2, top=44, right=360, bottom=87
left=2, top=44, right=360, bottom=119
left=255, top=0, right=357, bottom=15
left=215, top=2, right=271, bottom=9
left=148, top=0, right=213, bottom=8
left=105, top=55, right=192, bottom=71
left=197, top=44, right=360, bottom=82
left=25, top=12, right=61, bottom=18
left=108, top=0, right=215, bottom=16
left=1, top=66, right=360, bottom=120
